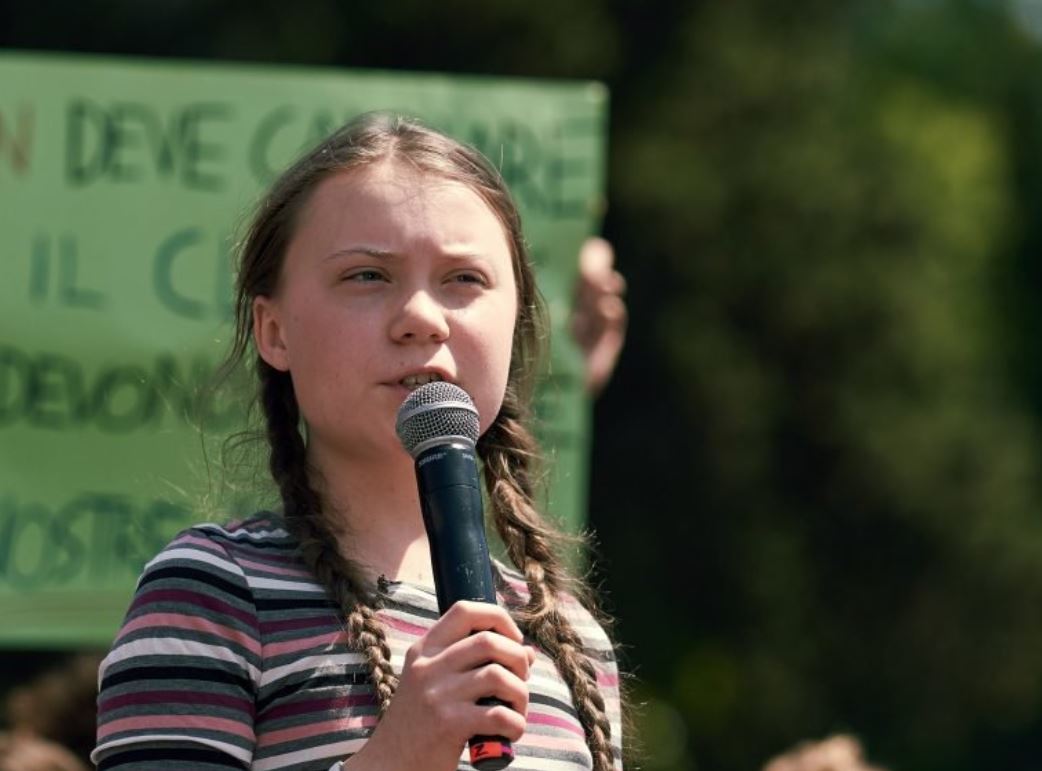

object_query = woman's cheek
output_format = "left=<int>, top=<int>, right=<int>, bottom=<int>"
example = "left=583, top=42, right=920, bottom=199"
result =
left=477, top=351, right=514, bottom=433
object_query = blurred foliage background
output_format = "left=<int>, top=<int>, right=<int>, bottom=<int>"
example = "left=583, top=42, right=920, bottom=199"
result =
left=6, top=0, right=1042, bottom=769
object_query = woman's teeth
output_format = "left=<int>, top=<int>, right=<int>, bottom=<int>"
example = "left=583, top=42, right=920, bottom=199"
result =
left=401, top=373, right=444, bottom=388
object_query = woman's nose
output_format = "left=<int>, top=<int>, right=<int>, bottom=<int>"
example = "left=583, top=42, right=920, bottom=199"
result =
left=389, top=289, right=450, bottom=343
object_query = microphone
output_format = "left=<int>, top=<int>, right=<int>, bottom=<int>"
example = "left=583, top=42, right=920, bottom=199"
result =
left=396, top=381, right=515, bottom=771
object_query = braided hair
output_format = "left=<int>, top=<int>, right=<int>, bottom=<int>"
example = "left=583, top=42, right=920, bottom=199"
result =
left=226, top=113, right=620, bottom=769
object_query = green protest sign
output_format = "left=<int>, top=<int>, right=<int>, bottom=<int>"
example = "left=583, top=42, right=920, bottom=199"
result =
left=0, top=51, right=607, bottom=646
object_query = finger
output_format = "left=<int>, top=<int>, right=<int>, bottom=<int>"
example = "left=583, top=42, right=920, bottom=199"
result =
left=584, top=297, right=627, bottom=394
left=578, top=240, right=624, bottom=296
left=579, top=237, right=616, bottom=279
left=605, top=269, right=627, bottom=296
left=577, top=268, right=626, bottom=303
left=457, top=663, right=530, bottom=716
left=462, top=695, right=529, bottom=742
left=437, top=630, right=533, bottom=682
left=424, top=601, right=524, bottom=650
left=596, top=293, right=628, bottom=329
left=572, top=287, right=627, bottom=350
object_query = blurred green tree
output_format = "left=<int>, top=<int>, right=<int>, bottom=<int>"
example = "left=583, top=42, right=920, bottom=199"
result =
left=600, top=1, right=1042, bottom=769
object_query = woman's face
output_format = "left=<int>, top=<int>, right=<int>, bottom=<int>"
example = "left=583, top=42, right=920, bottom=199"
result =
left=253, top=160, right=518, bottom=464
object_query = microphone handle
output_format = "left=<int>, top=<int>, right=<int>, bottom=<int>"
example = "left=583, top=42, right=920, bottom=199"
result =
left=416, top=443, right=515, bottom=771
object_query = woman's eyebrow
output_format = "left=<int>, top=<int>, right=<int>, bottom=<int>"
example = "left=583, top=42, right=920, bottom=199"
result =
left=324, top=246, right=489, bottom=262
left=323, top=246, right=396, bottom=261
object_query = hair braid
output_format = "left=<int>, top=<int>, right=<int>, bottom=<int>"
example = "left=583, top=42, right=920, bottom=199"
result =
left=258, top=360, right=400, bottom=714
left=478, top=400, right=617, bottom=771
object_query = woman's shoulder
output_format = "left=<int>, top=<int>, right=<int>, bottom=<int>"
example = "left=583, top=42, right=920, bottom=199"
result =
left=190, top=510, right=294, bottom=544
left=142, top=510, right=302, bottom=578
left=167, top=510, right=292, bottom=546
left=116, top=511, right=321, bottom=645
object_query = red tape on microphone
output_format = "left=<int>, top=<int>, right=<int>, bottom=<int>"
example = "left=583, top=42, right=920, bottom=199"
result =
left=470, top=737, right=514, bottom=769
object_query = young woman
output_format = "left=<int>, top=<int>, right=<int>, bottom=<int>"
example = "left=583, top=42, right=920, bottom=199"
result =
left=93, top=113, right=624, bottom=771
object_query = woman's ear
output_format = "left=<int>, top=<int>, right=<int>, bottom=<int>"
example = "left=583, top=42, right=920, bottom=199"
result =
left=253, top=295, right=291, bottom=372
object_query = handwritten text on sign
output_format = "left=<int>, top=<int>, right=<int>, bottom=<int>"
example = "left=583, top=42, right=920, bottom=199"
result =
left=0, top=53, right=606, bottom=645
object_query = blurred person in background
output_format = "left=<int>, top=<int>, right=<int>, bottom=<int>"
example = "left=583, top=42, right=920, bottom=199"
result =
left=762, top=735, right=887, bottom=771
left=0, top=733, right=88, bottom=771
left=3, top=653, right=102, bottom=769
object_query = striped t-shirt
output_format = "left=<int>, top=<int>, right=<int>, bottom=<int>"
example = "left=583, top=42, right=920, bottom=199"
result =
left=93, top=514, right=624, bottom=770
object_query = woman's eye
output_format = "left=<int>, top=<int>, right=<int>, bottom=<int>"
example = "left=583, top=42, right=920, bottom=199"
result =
left=344, top=269, right=386, bottom=283
left=449, top=272, right=487, bottom=286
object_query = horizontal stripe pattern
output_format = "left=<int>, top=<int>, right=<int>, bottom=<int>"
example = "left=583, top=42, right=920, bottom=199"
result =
left=95, top=513, right=624, bottom=770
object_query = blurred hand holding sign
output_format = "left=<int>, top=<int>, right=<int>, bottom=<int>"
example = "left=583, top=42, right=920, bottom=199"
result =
left=0, top=52, right=608, bottom=646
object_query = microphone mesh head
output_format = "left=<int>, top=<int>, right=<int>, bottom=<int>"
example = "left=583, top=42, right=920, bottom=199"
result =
left=396, top=381, right=480, bottom=457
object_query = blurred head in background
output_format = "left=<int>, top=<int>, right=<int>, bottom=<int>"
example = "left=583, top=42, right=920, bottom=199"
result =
left=2, top=653, right=102, bottom=766
left=763, top=735, right=887, bottom=771
left=0, top=732, right=89, bottom=771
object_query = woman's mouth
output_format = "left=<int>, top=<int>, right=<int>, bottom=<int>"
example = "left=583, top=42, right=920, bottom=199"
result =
left=399, top=372, right=444, bottom=390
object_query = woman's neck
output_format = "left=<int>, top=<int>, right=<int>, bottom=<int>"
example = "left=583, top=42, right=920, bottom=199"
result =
left=306, top=441, right=436, bottom=589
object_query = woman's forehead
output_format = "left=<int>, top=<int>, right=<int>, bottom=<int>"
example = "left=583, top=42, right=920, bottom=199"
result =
left=290, top=161, right=512, bottom=257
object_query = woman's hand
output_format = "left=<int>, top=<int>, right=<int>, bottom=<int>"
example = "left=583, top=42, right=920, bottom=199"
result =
left=343, top=601, right=536, bottom=771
